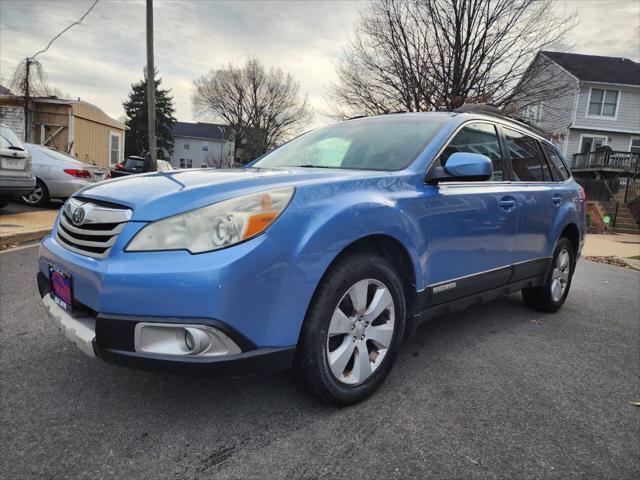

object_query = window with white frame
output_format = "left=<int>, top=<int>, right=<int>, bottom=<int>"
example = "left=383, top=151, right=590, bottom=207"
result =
left=588, top=88, right=618, bottom=117
left=109, top=132, right=120, bottom=166
left=630, top=138, right=640, bottom=154
left=184, top=143, right=190, bottom=150
left=580, top=135, right=607, bottom=153
left=180, top=158, right=193, bottom=168
left=202, top=143, right=208, bottom=152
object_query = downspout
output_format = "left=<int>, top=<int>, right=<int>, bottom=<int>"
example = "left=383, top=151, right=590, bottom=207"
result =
left=564, top=80, right=582, bottom=162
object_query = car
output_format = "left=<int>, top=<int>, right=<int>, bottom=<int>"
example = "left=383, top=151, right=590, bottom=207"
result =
left=21, top=144, right=109, bottom=207
left=37, top=111, right=586, bottom=405
left=0, top=123, right=35, bottom=208
left=110, top=155, right=146, bottom=178
left=110, top=156, right=172, bottom=177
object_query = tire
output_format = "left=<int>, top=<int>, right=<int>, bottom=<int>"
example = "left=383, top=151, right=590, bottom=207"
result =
left=21, top=179, right=50, bottom=207
left=295, top=253, right=406, bottom=406
left=522, top=237, right=575, bottom=312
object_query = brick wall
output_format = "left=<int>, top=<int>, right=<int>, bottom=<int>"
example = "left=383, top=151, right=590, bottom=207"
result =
left=0, top=106, right=25, bottom=141
left=586, top=202, right=606, bottom=234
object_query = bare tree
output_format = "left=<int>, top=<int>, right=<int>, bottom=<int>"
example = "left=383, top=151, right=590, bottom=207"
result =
left=329, top=0, right=577, bottom=118
left=192, top=59, right=313, bottom=163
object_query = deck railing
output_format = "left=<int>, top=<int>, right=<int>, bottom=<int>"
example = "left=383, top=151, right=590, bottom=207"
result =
left=572, top=151, right=639, bottom=171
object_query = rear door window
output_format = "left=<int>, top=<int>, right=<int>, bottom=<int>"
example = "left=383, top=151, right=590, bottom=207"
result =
left=503, top=128, right=549, bottom=182
left=439, top=122, right=504, bottom=181
left=541, top=143, right=570, bottom=181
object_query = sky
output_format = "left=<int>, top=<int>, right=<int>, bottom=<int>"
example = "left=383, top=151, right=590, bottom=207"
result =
left=1, top=0, right=639, bottom=129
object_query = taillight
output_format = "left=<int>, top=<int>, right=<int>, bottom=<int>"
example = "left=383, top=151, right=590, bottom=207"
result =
left=114, top=163, right=124, bottom=170
left=63, top=169, right=91, bottom=178
left=579, top=186, right=586, bottom=202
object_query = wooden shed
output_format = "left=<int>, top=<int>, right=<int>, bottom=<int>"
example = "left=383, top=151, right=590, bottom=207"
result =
left=0, top=94, right=126, bottom=168
left=32, top=98, right=126, bottom=168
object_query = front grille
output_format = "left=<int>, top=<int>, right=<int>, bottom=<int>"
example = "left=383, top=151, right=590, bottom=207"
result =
left=56, top=198, right=132, bottom=259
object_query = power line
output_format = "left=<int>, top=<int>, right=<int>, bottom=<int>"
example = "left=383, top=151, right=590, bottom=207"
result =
left=30, top=0, right=100, bottom=60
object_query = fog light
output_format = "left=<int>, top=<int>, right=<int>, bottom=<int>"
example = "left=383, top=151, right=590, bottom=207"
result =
left=182, top=327, right=211, bottom=355
left=134, top=322, right=242, bottom=357
left=185, top=329, right=196, bottom=351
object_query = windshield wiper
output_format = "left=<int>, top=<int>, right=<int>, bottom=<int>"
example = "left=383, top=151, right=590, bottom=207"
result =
left=297, top=164, right=335, bottom=168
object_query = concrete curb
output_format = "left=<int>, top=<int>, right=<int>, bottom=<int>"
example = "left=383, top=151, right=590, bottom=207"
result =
left=0, top=228, right=51, bottom=249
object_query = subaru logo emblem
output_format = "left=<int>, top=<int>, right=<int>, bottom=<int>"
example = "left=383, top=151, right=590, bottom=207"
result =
left=72, top=206, right=86, bottom=226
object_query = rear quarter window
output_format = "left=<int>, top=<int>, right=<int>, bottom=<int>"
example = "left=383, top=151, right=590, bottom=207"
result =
left=541, top=143, right=570, bottom=181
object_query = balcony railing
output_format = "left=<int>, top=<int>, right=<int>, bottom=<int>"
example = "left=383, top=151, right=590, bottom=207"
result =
left=572, top=151, right=639, bottom=172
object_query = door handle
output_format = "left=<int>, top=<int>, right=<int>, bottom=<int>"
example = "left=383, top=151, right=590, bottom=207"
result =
left=499, top=196, right=517, bottom=212
left=552, top=194, right=562, bottom=206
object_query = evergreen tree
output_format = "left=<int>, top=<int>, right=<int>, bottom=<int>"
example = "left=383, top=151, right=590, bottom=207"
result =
left=123, top=70, right=176, bottom=159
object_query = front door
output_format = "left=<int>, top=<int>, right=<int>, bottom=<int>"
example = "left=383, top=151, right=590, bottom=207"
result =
left=422, top=122, right=518, bottom=306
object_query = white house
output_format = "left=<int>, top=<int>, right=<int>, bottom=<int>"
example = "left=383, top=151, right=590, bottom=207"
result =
left=514, top=51, right=640, bottom=165
left=168, top=122, right=235, bottom=169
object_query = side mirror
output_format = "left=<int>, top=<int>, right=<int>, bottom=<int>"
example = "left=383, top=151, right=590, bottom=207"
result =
left=427, top=152, right=492, bottom=183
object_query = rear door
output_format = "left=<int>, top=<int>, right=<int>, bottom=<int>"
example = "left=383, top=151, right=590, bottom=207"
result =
left=500, top=127, right=560, bottom=274
left=423, top=121, right=519, bottom=305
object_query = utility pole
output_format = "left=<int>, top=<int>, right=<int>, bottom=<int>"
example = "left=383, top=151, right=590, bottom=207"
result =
left=146, top=0, right=157, bottom=171
left=24, top=57, right=31, bottom=142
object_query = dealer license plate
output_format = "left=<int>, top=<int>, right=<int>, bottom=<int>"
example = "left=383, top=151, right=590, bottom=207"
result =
left=49, top=264, right=73, bottom=311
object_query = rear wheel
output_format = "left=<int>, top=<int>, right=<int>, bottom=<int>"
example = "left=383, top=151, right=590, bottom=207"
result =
left=295, top=253, right=406, bottom=405
left=522, top=237, right=575, bottom=312
left=21, top=179, right=49, bottom=207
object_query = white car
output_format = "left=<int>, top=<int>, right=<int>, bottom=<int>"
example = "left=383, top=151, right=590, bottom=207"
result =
left=0, top=123, right=35, bottom=208
left=22, top=144, right=109, bottom=207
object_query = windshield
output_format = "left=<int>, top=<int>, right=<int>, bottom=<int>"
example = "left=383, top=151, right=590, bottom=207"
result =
left=34, top=145, right=84, bottom=164
left=253, top=116, right=447, bottom=171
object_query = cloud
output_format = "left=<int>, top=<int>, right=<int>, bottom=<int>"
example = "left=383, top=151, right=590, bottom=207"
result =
left=1, top=0, right=638, bottom=130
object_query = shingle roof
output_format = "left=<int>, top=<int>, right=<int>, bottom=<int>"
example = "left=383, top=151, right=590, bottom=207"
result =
left=0, top=84, right=13, bottom=95
left=171, top=122, right=229, bottom=140
left=541, top=51, right=640, bottom=86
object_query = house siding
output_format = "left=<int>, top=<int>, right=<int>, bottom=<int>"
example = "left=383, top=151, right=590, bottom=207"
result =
left=566, top=129, right=635, bottom=163
left=73, top=116, right=124, bottom=167
left=573, top=83, right=640, bottom=133
left=169, top=135, right=235, bottom=169
left=513, top=55, right=578, bottom=153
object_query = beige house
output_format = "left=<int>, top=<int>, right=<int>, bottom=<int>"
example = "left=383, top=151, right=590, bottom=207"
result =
left=0, top=93, right=126, bottom=168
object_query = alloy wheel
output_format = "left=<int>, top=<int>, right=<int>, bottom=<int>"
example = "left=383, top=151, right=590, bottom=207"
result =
left=326, top=278, right=395, bottom=385
left=22, top=185, right=43, bottom=205
left=551, top=248, right=570, bottom=302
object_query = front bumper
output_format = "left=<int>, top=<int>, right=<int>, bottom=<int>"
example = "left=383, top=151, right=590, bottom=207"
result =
left=39, top=275, right=296, bottom=375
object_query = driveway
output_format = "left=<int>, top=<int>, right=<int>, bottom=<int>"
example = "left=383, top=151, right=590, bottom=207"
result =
left=1, top=246, right=638, bottom=479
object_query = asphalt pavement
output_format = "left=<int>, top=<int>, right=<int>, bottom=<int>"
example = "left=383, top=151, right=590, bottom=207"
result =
left=1, top=246, right=638, bottom=479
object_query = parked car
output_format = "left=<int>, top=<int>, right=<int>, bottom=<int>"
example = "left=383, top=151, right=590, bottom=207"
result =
left=0, top=123, right=35, bottom=208
left=111, top=156, right=172, bottom=178
left=37, top=111, right=586, bottom=405
left=21, top=144, right=109, bottom=207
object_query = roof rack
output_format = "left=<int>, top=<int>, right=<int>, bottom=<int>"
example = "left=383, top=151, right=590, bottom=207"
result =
left=453, top=103, right=550, bottom=138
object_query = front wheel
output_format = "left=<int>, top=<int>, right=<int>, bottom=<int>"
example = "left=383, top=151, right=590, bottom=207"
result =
left=295, top=253, right=406, bottom=406
left=522, top=237, right=575, bottom=312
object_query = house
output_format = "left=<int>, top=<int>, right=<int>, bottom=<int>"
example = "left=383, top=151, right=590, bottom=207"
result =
left=168, top=121, right=235, bottom=169
left=0, top=89, right=126, bottom=168
left=513, top=52, right=640, bottom=234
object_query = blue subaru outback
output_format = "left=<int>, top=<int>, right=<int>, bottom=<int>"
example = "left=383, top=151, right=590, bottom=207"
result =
left=38, top=111, right=586, bottom=405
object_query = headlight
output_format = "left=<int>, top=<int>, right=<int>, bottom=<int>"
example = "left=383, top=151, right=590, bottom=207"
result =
left=126, top=187, right=294, bottom=253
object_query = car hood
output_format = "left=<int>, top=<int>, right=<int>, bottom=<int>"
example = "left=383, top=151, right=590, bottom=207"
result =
left=75, top=167, right=387, bottom=221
